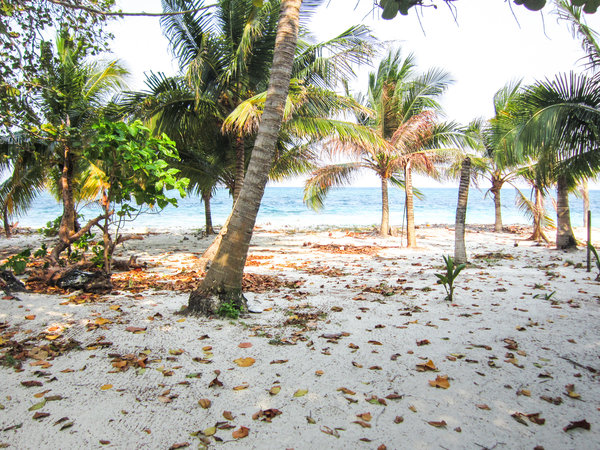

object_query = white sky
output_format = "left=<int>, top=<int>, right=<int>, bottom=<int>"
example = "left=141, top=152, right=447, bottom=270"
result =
left=106, top=0, right=600, bottom=188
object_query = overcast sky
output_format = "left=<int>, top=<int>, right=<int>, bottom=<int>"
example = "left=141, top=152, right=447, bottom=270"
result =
left=107, top=0, right=600, bottom=187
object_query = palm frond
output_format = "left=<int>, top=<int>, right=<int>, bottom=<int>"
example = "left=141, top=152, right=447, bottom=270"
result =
left=303, top=162, right=363, bottom=210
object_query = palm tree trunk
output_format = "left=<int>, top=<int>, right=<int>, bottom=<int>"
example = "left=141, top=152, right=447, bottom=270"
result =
left=202, top=190, right=215, bottom=235
left=529, top=185, right=549, bottom=243
left=491, top=175, right=503, bottom=232
left=3, top=205, right=11, bottom=238
left=380, top=175, right=390, bottom=236
left=556, top=175, right=577, bottom=249
left=233, top=135, right=245, bottom=202
left=405, top=162, right=416, bottom=247
left=53, top=144, right=76, bottom=260
left=454, top=157, right=471, bottom=265
left=188, top=0, right=302, bottom=315
left=580, top=178, right=589, bottom=228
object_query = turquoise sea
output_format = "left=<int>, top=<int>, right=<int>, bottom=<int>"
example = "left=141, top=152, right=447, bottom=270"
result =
left=15, top=186, right=600, bottom=232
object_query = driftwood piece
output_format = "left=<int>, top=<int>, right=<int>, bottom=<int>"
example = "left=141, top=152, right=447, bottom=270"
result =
left=0, top=269, right=27, bottom=293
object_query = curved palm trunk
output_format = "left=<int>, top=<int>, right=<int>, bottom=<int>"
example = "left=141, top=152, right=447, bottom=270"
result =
left=454, top=157, right=471, bottom=265
left=490, top=175, right=503, bottom=232
left=405, top=162, right=416, bottom=247
left=556, top=175, right=577, bottom=249
left=188, top=0, right=301, bottom=315
left=202, top=190, right=215, bottom=235
left=3, top=206, right=11, bottom=238
left=233, top=136, right=245, bottom=202
left=380, top=176, right=390, bottom=236
left=529, top=186, right=549, bottom=243
left=52, top=144, right=76, bottom=260
left=580, top=179, right=589, bottom=228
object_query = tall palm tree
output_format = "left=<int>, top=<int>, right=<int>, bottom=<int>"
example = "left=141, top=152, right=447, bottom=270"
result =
left=33, top=31, right=127, bottom=259
left=188, top=0, right=303, bottom=314
left=304, top=49, right=461, bottom=241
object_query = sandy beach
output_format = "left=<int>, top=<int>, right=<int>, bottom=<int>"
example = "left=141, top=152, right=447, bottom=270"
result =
left=1, top=224, right=599, bottom=449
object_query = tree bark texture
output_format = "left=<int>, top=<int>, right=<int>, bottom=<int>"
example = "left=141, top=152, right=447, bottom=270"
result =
left=454, top=157, right=471, bottom=265
left=529, top=186, right=549, bottom=243
left=580, top=178, right=589, bottom=228
left=202, top=190, right=215, bottom=235
left=556, top=176, right=577, bottom=249
left=188, top=0, right=302, bottom=315
left=405, top=162, right=416, bottom=247
left=53, top=144, right=76, bottom=260
left=233, top=135, right=245, bottom=202
left=490, top=175, right=503, bottom=233
left=380, top=175, right=389, bottom=236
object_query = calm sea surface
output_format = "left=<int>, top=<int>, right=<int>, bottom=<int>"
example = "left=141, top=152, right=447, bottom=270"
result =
left=16, top=187, right=600, bottom=232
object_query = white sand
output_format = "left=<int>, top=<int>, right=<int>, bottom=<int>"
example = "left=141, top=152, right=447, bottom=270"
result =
left=1, top=225, right=599, bottom=449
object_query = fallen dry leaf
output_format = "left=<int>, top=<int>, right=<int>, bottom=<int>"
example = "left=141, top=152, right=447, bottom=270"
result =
left=198, top=399, right=211, bottom=409
left=564, top=419, right=590, bottom=432
left=100, top=384, right=113, bottom=391
left=416, top=360, right=437, bottom=372
left=428, top=420, right=447, bottom=428
left=238, top=342, right=252, bottom=348
left=352, top=420, right=371, bottom=428
left=233, top=357, right=255, bottom=367
left=232, top=426, right=249, bottom=439
left=294, top=389, right=308, bottom=397
left=429, top=375, right=450, bottom=389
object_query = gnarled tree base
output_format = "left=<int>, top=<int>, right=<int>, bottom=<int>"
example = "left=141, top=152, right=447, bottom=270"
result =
left=187, top=286, right=248, bottom=317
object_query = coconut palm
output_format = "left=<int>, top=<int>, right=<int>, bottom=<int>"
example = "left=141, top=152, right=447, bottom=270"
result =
left=304, top=49, right=463, bottom=241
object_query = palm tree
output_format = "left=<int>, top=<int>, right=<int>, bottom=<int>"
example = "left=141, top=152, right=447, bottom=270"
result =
left=482, top=80, right=524, bottom=232
left=34, top=31, right=127, bottom=259
left=454, top=157, right=471, bottom=265
left=304, top=49, right=460, bottom=241
left=188, top=0, right=303, bottom=314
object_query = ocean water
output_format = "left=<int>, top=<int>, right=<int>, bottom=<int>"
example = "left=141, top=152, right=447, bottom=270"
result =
left=14, top=186, right=600, bottom=232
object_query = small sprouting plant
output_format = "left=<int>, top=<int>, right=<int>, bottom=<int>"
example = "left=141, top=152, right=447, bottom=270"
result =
left=435, top=255, right=466, bottom=302
left=2, top=249, right=31, bottom=275
left=533, top=291, right=556, bottom=301
left=217, top=299, right=240, bottom=319
left=588, top=242, right=600, bottom=281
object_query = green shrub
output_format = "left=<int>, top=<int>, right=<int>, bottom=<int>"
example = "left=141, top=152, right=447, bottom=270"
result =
left=2, top=249, right=31, bottom=275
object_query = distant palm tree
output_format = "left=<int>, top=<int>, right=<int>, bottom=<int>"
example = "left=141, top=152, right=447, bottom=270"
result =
left=304, top=49, right=463, bottom=241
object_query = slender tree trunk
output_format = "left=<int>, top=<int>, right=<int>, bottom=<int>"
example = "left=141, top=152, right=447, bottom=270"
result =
left=233, top=136, right=245, bottom=202
left=580, top=178, right=589, bottom=228
left=529, top=186, right=549, bottom=243
left=491, top=176, right=503, bottom=232
left=3, top=206, right=11, bottom=238
left=202, top=190, right=215, bottom=235
left=380, top=176, right=389, bottom=236
left=454, top=157, right=471, bottom=265
left=188, top=0, right=302, bottom=315
left=405, top=162, right=416, bottom=247
left=556, top=176, right=577, bottom=249
left=52, top=144, right=76, bottom=260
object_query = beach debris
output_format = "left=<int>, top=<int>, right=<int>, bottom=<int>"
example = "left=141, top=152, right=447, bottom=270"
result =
left=428, top=375, right=450, bottom=389
left=427, top=420, right=447, bottom=428
left=293, top=389, right=308, bottom=397
left=252, top=408, right=282, bottom=422
left=232, top=426, right=249, bottom=439
left=416, top=360, right=438, bottom=371
left=0, top=269, right=27, bottom=293
left=233, top=357, right=255, bottom=367
left=198, top=399, right=211, bottom=409
left=564, top=419, right=591, bottom=432
left=56, top=269, right=112, bottom=293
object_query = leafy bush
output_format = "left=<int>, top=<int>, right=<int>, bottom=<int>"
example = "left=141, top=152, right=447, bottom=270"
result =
left=217, top=299, right=240, bottom=319
left=2, top=249, right=31, bottom=275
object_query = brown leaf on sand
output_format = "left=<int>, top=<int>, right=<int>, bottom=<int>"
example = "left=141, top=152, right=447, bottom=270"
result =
left=198, top=399, right=211, bottom=409
left=125, top=327, right=146, bottom=333
left=32, top=412, right=50, bottom=420
left=564, top=419, right=590, bottom=432
left=356, top=412, right=372, bottom=422
left=565, top=384, right=581, bottom=399
left=233, top=357, right=255, bottom=367
left=428, top=420, right=447, bottom=428
left=252, top=409, right=282, bottom=422
left=476, top=404, right=491, bottom=410
left=223, top=411, right=234, bottom=421
left=416, top=360, right=437, bottom=372
left=337, top=387, right=355, bottom=395
left=352, top=420, right=371, bottom=428
left=169, top=443, right=189, bottom=449
left=429, top=375, right=450, bottom=389
left=416, top=339, right=430, bottom=346
left=394, top=416, right=404, bottom=424
left=232, top=426, right=249, bottom=439
left=21, top=381, right=43, bottom=388
left=238, top=342, right=252, bottom=348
